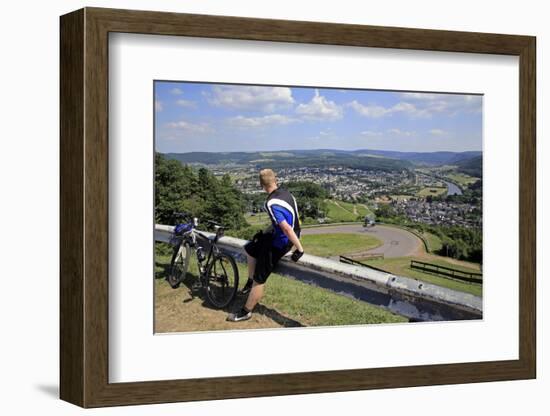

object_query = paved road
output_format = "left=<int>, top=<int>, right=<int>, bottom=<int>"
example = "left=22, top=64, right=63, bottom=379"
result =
left=301, top=224, right=424, bottom=258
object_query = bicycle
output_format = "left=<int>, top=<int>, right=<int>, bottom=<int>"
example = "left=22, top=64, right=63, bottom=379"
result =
left=167, top=213, right=239, bottom=309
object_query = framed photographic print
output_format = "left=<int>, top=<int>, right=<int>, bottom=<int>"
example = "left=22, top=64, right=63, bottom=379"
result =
left=60, top=7, right=536, bottom=408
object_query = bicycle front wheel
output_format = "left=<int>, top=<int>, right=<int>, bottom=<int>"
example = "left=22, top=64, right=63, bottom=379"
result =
left=168, top=242, right=191, bottom=289
left=205, top=253, right=239, bottom=308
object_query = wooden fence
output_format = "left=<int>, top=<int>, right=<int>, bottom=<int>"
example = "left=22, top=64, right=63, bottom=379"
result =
left=410, top=260, right=482, bottom=284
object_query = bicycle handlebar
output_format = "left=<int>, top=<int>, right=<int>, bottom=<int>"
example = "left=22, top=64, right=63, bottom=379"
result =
left=173, top=211, right=190, bottom=218
left=206, top=219, right=222, bottom=227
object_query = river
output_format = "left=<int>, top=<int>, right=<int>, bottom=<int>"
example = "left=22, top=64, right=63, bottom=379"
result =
left=443, top=180, right=463, bottom=196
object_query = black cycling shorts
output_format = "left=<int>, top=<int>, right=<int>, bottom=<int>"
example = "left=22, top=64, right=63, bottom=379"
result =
left=244, top=233, right=291, bottom=284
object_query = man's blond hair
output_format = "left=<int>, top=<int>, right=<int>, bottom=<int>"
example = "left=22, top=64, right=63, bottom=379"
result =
left=259, top=169, right=277, bottom=188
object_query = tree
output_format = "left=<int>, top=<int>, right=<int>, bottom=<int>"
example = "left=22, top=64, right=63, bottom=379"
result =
left=283, top=181, right=329, bottom=221
left=155, top=153, right=247, bottom=230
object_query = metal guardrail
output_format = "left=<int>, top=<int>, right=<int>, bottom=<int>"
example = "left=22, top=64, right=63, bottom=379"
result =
left=410, top=260, right=483, bottom=284
left=155, top=224, right=482, bottom=322
left=339, top=256, right=390, bottom=274
left=341, top=252, right=384, bottom=261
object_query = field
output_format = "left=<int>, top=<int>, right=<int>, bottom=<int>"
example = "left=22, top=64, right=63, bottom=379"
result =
left=360, top=254, right=482, bottom=296
left=444, top=172, right=480, bottom=187
left=301, top=233, right=382, bottom=257
left=154, top=253, right=406, bottom=333
left=324, top=199, right=373, bottom=222
left=416, top=187, right=447, bottom=197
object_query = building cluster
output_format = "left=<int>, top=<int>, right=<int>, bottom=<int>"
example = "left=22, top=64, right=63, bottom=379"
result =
left=210, top=164, right=480, bottom=228
left=232, top=166, right=416, bottom=201
left=390, top=198, right=481, bottom=228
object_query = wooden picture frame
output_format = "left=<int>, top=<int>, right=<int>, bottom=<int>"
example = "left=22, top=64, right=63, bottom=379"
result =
left=60, top=7, right=536, bottom=408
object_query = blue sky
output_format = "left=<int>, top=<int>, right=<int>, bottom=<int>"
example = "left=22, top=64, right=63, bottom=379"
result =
left=154, top=81, right=482, bottom=153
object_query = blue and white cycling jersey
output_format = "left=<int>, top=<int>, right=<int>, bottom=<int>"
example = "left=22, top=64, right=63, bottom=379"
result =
left=264, top=188, right=301, bottom=249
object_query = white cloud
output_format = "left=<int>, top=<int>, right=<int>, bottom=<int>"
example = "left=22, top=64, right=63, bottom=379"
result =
left=170, top=88, right=183, bottom=95
left=155, top=100, right=163, bottom=112
left=175, top=99, right=196, bottom=108
left=349, top=100, right=429, bottom=119
left=350, top=93, right=482, bottom=119
left=399, top=92, right=482, bottom=116
left=166, top=120, right=212, bottom=134
left=296, top=90, right=343, bottom=121
left=228, top=114, right=300, bottom=128
left=399, top=92, right=440, bottom=100
left=430, top=128, right=447, bottom=136
left=349, top=101, right=391, bottom=118
left=361, top=130, right=383, bottom=137
left=209, top=86, right=294, bottom=112
left=388, top=128, right=414, bottom=137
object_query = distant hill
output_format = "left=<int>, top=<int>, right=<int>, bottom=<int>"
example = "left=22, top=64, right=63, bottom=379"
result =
left=350, top=149, right=482, bottom=166
left=455, top=155, right=482, bottom=177
left=163, top=148, right=482, bottom=172
left=164, top=149, right=413, bottom=172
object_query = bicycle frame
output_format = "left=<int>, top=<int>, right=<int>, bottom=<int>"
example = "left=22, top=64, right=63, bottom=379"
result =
left=173, top=225, right=221, bottom=277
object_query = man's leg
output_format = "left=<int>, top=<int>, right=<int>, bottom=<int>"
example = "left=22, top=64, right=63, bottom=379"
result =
left=245, top=281, right=264, bottom=311
left=226, top=280, right=264, bottom=322
left=247, top=253, right=256, bottom=280
left=240, top=253, right=256, bottom=294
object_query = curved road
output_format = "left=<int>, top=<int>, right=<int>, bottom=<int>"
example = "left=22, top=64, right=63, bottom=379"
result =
left=301, top=224, right=424, bottom=258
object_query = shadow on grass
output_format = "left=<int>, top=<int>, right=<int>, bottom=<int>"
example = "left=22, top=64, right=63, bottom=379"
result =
left=252, top=303, right=304, bottom=328
left=155, top=261, right=171, bottom=280
left=156, top=261, right=304, bottom=327
left=155, top=261, right=238, bottom=313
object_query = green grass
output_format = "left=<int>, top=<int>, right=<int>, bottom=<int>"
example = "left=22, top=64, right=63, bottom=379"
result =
left=361, top=256, right=482, bottom=297
left=336, top=201, right=374, bottom=218
left=356, top=204, right=374, bottom=217
left=324, top=199, right=374, bottom=222
left=423, top=231, right=443, bottom=252
left=301, top=233, right=382, bottom=257
left=260, top=268, right=406, bottom=326
left=337, top=200, right=357, bottom=213
left=245, top=212, right=271, bottom=227
left=324, top=200, right=357, bottom=222
left=445, top=172, right=480, bottom=187
left=155, top=251, right=406, bottom=326
left=416, top=187, right=447, bottom=197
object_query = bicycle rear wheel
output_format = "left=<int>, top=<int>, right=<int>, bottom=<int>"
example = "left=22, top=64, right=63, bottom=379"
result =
left=205, top=253, right=239, bottom=308
left=168, top=242, right=191, bottom=289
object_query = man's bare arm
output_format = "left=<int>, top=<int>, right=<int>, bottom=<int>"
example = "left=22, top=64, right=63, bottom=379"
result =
left=279, top=220, right=304, bottom=253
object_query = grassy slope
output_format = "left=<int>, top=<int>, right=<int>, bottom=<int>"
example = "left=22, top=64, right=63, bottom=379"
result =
left=423, top=231, right=443, bottom=252
left=301, top=233, right=382, bottom=257
left=325, top=200, right=357, bottom=222
left=325, top=199, right=375, bottom=222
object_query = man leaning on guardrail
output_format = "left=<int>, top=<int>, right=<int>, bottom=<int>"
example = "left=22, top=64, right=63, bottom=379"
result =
left=227, top=169, right=304, bottom=322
